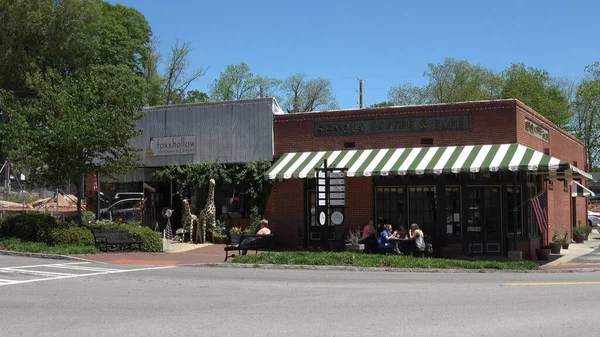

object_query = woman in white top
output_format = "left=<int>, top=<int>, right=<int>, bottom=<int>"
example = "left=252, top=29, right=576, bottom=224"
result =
left=408, top=223, right=426, bottom=255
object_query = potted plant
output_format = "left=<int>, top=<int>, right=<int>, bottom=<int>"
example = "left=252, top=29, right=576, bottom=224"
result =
left=583, top=225, right=592, bottom=240
left=345, top=228, right=364, bottom=253
left=212, top=223, right=228, bottom=244
left=562, top=231, right=570, bottom=250
left=229, top=226, right=243, bottom=245
left=549, top=230, right=564, bottom=254
left=536, top=245, right=551, bottom=260
left=573, top=226, right=586, bottom=243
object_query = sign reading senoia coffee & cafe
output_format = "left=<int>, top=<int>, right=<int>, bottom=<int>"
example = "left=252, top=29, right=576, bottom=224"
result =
left=146, top=135, right=197, bottom=157
left=314, top=115, right=469, bottom=136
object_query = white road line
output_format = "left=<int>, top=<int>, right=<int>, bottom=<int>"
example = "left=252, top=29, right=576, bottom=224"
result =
left=6, top=262, right=91, bottom=269
left=1, top=268, right=77, bottom=277
left=0, top=279, right=16, bottom=284
left=45, top=265, right=120, bottom=272
left=0, top=265, right=175, bottom=287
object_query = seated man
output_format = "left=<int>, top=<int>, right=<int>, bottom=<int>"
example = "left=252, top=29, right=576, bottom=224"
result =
left=241, top=219, right=271, bottom=255
left=378, top=224, right=400, bottom=255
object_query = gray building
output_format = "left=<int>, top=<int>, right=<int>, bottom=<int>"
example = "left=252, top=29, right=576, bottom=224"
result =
left=95, top=98, right=283, bottom=227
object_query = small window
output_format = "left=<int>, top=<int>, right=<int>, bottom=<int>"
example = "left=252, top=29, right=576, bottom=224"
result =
left=421, top=138, right=433, bottom=145
left=344, top=142, right=355, bottom=148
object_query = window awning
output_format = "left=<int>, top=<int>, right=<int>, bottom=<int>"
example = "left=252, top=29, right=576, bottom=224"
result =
left=571, top=180, right=594, bottom=197
left=265, top=143, right=592, bottom=180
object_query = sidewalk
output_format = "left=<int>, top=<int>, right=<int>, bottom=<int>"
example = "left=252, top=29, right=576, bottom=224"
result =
left=70, top=231, right=600, bottom=269
left=73, top=241, right=227, bottom=266
left=538, top=230, right=600, bottom=270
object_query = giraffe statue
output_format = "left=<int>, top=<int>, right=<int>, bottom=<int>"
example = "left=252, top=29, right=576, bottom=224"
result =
left=181, top=199, right=199, bottom=243
left=197, top=178, right=217, bottom=243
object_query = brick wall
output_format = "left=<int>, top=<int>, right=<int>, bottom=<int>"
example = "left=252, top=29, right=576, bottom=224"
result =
left=514, top=103, right=587, bottom=243
left=274, top=100, right=518, bottom=156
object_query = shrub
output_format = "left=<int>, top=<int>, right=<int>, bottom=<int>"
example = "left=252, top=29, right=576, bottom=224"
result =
left=50, top=226, right=95, bottom=246
left=573, top=226, right=587, bottom=235
left=0, top=213, right=67, bottom=244
left=87, top=221, right=162, bottom=252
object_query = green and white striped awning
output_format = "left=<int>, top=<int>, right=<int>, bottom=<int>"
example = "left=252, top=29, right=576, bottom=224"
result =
left=265, top=143, right=592, bottom=180
left=571, top=180, right=594, bottom=197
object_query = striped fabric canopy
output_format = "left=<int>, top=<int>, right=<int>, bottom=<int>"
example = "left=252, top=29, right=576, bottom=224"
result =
left=571, top=181, right=594, bottom=197
left=265, top=143, right=592, bottom=180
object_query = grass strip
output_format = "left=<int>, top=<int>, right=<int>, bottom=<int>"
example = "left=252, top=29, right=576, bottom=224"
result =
left=231, top=252, right=538, bottom=270
left=0, top=238, right=99, bottom=255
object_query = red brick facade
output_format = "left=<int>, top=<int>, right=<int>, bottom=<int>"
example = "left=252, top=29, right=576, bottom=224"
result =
left=267, top=99, right=587, bottom=258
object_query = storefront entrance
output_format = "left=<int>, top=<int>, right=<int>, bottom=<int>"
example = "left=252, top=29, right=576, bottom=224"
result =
left=464, top=186, right=502, bottom=255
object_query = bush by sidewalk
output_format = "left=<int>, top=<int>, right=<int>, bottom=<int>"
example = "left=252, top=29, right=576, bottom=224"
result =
left=0, top=213, right=163, bottom=253
left=232, top=252, right=539, bottom=270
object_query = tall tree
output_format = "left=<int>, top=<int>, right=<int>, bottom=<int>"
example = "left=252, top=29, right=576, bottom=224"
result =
left=163, top=39, right=207, bottom=105
left=209, top=63, right=279, bottom=101
left=572, top=63, right=600, bottom=169
left=0, top=0, right=153, bottom=218
left=182, top=90, right=209, bottom=103
left=281, top=73, right=338, bottom=113
left=501, top=63, right=571, bottom=127
left=388, top=83, right=430, bottom=106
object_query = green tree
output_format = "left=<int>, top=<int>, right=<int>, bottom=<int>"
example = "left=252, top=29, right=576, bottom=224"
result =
left=572, top=63, right=600, bottom=169
left=388, top=83, right=430, bottom=106
left=163, top=39, right=207, bottom=105
left=368, top=101, right=395, bottom=108
left=209, top=63, right=280, bottom=101
left=182, top=90, right=210, bottom=103
left=281, top=73, right=338, bottom=113
left=501, top=63, right=571, bottom=127
left=0, top=0, right=154, bottom=218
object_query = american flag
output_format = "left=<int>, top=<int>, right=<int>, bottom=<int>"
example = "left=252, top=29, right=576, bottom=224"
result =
left=531, top=191, right=548, bottom=234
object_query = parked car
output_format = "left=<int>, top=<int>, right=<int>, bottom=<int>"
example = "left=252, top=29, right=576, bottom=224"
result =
left=99, top=198, right=144, bottom=222
left=588, top=210, right=600, bottom=227
left=114, top=192, right=144, bottom=200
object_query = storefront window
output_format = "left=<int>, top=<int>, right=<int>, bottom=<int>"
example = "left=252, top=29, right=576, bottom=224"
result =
left=375, top=187, right=405, bottom=230
left=507, top=186, right=522, bottom=237
left=408, top=186, right=436, bottom=235
left=445, top=186, right=461, bottom=237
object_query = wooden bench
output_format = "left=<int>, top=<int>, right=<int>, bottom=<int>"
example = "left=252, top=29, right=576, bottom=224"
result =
left=92, top=230, right=143, bottom=251
left=224, top=233, right=274, bottom=261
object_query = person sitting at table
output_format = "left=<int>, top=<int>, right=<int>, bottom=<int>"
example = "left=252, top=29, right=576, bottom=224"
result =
left=361, top=220, right=377, bottom=254
left=408, top=223, right=426, bottom=256
left=378, top=224, right=400, bottom=255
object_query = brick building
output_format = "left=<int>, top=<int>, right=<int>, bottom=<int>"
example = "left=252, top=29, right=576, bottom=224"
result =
left=263, top=99, right=592, bottom=259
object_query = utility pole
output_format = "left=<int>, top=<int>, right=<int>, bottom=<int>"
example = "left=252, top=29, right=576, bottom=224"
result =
left=259, top=85, right=264, bottom=98
left=357, top=77, right=365, bottom=108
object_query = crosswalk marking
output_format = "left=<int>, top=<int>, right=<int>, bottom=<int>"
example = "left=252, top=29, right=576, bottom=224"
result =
left=0, top=262, right=174, bottom=287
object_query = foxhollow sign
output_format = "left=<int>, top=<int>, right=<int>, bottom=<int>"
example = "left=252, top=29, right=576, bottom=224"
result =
left=314, top=115, right=469, bottom=137
left=146, top=136, right=197, bottom=157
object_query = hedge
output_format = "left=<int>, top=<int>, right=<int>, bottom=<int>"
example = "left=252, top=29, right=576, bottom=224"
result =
left=0, top=214, right=163, bottom=252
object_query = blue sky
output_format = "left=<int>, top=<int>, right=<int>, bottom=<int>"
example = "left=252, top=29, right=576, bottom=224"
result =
left=110, top=0, right=599, bottom=109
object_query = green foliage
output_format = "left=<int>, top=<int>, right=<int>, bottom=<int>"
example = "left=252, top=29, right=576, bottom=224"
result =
left=88, top=221, right=162, bottom=252
left=281, top=73, right=338, bottom=113
left=231, top=252, right=539, bottom=270
left=154, top=160, right=273, bottom=216
left=50, top=226, right=95, bottom=246
left=209, top=62, right=280, bottom=101
left=573, top=226, right=587, bottom=235
left=369, top=101, right=395, bottom=108
left=0, top=213, right=66, bottom=244
left=0, top=238, right=98, bottom=255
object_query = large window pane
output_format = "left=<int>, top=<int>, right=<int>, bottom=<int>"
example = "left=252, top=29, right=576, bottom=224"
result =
left=376, top=187, right=405, bottom=231
left=445, top=186, right=461, bottom=237
left=408, top=186, right=436, bottom=235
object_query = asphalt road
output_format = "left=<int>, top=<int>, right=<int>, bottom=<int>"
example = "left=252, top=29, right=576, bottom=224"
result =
left=0, top=255, right=599, bottom=337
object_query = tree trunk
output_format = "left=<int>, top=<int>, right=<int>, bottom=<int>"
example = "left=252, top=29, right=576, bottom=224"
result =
left=76, top=173, right=85, bottom=223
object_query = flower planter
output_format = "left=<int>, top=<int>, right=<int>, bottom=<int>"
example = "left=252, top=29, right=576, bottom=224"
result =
left=213, top=237, right=227, bottom=244
left=573, top=234, right=585, bottom=243
left=230, top=232, right=242, bottom=245
left=584, top=233, right=589, bottom=241
left=536, top=247, right=550, bottom=261
left=346, top=243, right=364, bottom=253
left=549, top=243, right=561, bottom=254
left=562, top=243, right=569, bottom=250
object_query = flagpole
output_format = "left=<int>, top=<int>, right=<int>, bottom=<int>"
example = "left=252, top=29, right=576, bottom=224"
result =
left=517, top=181, right=548, bottom=246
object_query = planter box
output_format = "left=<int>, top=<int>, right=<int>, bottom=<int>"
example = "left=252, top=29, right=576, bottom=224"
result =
left=213, top=237, right=227, bottom=244
left=549, top=243, right=561, bottom=254
left=536, top=248, right=550, bottom=261
left=574, top=234, right=585, bottom=243
left=346, top=243, right=364, bottom=253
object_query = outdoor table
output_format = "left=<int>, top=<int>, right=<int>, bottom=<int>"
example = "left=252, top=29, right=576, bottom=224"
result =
left=389, top=237, right=413, bottom=255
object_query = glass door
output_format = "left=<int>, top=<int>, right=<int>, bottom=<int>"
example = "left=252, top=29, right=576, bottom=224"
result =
left=464, top=186, right=502, bottom=255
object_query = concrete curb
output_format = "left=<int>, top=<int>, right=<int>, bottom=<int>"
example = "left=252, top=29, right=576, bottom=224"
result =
left=0, top=250, right=101, bottom=263
left=178, top=262, right=600, bottom=273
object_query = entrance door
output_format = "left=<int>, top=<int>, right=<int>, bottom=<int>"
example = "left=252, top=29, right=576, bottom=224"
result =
left=464, top=187, right=502, bottom=255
